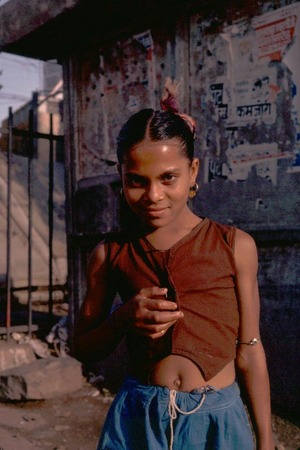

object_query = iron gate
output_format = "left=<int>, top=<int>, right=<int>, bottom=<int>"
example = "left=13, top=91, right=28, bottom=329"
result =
left=0, top=107, right=65, bottom=339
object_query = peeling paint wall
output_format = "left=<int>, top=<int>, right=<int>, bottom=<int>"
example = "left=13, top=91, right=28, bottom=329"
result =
left=190, top=4, right=300, bottom=231
left=71, top=24, right=189, bottom=183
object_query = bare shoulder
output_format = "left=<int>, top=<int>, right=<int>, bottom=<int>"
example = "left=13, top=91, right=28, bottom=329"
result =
left=88, top=233, right=123, bottom=272
left=85, top=241, right=112, bottom=294
left=234, top=228, right=258, bottom=274
left=88, top=241, right=107, bottom=270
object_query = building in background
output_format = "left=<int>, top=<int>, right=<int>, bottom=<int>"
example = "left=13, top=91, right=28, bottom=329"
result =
left=0, top=56, right=66, bottom=316
left=0, top=61, right=63, bottom=161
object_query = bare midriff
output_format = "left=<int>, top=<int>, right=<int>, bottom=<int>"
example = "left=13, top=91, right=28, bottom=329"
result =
left=146, top=355, right=236, bottom=392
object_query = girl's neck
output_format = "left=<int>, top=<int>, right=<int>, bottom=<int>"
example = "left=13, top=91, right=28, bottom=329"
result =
left=144, top=213, right=202, bottom=251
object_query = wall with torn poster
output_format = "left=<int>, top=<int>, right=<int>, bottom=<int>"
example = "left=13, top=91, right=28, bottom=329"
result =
left=69, top=3, right=300, bottom=233
left=190, top=3, right=300, bottom=230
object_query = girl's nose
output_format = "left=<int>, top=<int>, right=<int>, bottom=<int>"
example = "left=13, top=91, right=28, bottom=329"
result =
left=144, top=183, right=163, bottom=202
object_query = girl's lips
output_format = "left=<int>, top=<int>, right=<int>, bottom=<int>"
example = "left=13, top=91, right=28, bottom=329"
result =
left=143, top=207, right=168, bottom=217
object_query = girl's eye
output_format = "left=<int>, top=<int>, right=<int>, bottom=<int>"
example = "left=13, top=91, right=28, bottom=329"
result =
left=162, top=173, right=177, bottom=183
left=126, top=175, right=145, bottom=188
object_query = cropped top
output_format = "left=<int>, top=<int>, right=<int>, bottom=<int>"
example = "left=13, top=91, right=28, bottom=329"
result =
left=104, top=218, right=239, bottom=381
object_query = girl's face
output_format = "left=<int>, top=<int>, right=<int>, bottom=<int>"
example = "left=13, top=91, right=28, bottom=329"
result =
left=119, top=138, right=199, bottom=229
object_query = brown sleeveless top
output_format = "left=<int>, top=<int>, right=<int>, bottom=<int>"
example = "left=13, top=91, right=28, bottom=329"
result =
left=104, top=218, right=239, bottom=381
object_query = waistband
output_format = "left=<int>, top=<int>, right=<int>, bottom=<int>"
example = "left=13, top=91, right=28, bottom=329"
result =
left=122, top=376, right=240, bottom=404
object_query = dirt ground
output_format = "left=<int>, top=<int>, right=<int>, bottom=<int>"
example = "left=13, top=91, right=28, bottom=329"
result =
left=0, top=378, right=299, bottom=450
left=0, top=379, right=111, bottom=450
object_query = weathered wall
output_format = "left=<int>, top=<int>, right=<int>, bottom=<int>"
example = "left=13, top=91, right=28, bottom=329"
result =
left=70, top=4, right=300, bottom=230
left=63, top=2, right=300, bottom=412
left=0, top=0, right=79, bottom=52
left=189, top=5, right=300, bottom=231
left=71, top=24, right=189, bottom=183
left=258, top=242, right=300, bottom=412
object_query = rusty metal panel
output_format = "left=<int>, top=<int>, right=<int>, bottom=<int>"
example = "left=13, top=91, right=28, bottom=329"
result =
left=73, top=37, right=157, bottom=180
left=72, top=24, right=189, bottom=183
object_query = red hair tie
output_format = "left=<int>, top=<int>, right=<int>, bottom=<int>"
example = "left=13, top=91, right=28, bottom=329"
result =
left=160, top=77, right=196, bottom=139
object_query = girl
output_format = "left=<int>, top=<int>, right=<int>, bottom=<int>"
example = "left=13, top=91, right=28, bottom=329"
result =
left=73, top=81, right=275, bottom=450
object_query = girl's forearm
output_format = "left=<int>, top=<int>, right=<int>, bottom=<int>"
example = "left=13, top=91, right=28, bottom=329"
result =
left=73, top=310, right=127, bottom=364
left=236, top=349, right=275, bottom=449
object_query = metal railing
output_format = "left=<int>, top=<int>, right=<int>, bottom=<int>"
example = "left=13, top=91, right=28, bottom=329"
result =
left=0, top=107, right=65, bottom=339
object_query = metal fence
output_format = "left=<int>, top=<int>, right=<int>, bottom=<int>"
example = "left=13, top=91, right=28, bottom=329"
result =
left=0, top=107, right=65, bottom=339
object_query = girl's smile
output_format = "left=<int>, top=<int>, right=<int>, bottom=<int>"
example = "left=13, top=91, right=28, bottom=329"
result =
left=119, top=138, right=199, bottom=230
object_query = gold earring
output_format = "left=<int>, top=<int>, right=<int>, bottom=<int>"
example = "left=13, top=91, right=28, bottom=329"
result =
left=189, top=182, right=199, bottom=199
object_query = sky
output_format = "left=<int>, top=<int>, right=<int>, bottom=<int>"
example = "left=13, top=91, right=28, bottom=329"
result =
left=0, top=52, right=44, bottom=123
left=0, top=0, right=45, bottom=123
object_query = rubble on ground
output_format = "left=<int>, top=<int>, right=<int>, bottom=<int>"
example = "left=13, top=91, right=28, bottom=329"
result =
left=0, top=318, right=82, bottom=401
left=0, top=355, right=82, bottom=400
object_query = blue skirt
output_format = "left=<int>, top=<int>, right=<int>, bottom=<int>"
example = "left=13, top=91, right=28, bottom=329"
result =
left=97, top=377, right=254, bottom=450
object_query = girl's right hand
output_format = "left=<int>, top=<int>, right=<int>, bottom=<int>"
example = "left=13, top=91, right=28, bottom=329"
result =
left=113, top=286, right=184, bottom=339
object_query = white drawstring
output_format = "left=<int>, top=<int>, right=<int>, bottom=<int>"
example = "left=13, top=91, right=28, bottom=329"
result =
left=168, top=389, right=206, bottom=450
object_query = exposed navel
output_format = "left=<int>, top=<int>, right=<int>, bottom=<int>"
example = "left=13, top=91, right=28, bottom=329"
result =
left=173, top=377, right=181, bottom=389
